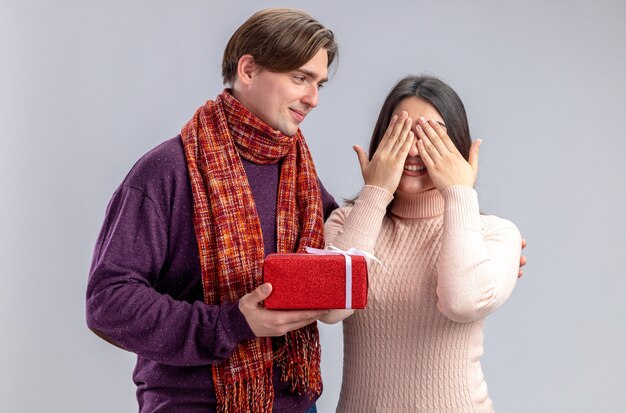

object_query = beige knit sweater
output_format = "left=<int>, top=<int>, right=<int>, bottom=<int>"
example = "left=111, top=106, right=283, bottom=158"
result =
left=324, top=185, right=521, bottom=413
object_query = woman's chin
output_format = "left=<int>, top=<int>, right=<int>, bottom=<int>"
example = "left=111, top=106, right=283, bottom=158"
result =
left=396, top=178, right=435, bottom=195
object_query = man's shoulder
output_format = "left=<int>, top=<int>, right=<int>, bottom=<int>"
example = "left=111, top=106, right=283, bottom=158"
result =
left=132, top=135, right=186, bottom=174
left=123, top=135, right=188, bottom=190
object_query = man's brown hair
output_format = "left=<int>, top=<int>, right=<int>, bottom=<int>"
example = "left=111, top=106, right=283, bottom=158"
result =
left=222, top=8, right=338, bottom=85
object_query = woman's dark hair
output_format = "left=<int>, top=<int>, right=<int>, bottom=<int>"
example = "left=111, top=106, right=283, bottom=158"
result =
left=346, top=75, right=472, bottom=206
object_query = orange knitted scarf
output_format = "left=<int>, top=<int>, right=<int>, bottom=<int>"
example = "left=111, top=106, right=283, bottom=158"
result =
left=181, top=90, right=324, bottom=412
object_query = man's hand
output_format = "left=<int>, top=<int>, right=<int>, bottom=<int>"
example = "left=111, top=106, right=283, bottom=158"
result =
left=239, top=283, right=330, bottom=337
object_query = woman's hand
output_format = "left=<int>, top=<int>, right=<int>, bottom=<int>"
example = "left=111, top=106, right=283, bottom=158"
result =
left=415, top=117, right=480, bottom=192
left=518, top=238, right=527, bottom=278
left=319, top=309, right=355, bottom=325
left=354, top=111, right=414, bottom=194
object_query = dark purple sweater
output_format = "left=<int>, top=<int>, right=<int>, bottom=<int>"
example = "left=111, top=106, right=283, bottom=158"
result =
left=86, top=136, right=338, bottom=413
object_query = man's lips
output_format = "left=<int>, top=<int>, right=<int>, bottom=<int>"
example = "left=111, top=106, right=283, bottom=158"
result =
left=289, top=108, right=306, bottom=122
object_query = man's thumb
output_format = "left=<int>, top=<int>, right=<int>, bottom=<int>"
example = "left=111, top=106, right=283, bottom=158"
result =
left=252, top=283, right=272, bottom=303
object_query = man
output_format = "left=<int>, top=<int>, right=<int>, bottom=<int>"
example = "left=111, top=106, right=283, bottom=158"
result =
left=86, top=9, right=338, bottom=413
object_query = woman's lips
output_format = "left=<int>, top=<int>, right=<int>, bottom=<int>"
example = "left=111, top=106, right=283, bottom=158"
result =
left=402, top=164, right=427, bottom=177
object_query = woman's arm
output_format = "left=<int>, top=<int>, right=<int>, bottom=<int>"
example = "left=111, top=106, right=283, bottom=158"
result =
left=320, top=186, right=393, bottom=324
left=435, top=186, right=521, bottom=323
left=324, top=186, right=393, bottom=252
left=414, top=117, right=521, bottom=322
left=320, top=112, right=415, bottom=324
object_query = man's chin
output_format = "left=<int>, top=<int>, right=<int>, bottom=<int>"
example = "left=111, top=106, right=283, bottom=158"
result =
left=278, top=126, right=299, bottom=136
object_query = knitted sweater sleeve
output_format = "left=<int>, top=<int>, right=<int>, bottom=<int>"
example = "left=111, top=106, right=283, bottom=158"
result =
left=324, top=185, right=394, bottom=253
left=320, top=185, right=393, bottom=324
left=86, top=184, right=255, bottom=366
left=435, top=186, right=522, bottom=323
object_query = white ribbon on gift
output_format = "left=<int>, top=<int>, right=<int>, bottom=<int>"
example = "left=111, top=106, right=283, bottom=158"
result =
left=304, top=246, right=384, bottom=309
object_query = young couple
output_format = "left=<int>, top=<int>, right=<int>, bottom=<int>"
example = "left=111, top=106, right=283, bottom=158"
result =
left=86, top=8, right=524, bottom=413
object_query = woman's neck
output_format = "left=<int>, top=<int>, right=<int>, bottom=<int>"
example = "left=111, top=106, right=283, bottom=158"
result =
left=390, top=189, right=445, bottom=219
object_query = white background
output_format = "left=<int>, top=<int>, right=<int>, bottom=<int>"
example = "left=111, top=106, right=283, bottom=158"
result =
left=1, top=1, right=625, bottom=412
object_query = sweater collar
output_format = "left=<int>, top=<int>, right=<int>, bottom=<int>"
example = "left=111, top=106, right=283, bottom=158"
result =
left=390, top=189, right=444, bottom=219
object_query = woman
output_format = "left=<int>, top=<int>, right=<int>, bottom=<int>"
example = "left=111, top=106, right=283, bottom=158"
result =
left=322, top=75, right=522, bottom=412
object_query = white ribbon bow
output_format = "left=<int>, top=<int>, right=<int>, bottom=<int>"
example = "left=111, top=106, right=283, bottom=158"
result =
left=304, top=246, right=385, bottom=309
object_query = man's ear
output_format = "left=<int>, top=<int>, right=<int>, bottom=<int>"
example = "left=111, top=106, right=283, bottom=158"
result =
left=237, top=54, right=258, bottom=87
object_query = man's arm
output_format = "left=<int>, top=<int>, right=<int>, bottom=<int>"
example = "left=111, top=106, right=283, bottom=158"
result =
left=86, top=184, right=329, bottom=363
left=318, top=177, right=339, bottom=220
left=86, top=185, right=256, bottom=366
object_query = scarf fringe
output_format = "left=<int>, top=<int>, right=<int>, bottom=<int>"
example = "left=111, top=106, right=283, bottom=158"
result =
left=215, top=368, right=274, bottom=413
left=277, top=326, right=322, bottom=396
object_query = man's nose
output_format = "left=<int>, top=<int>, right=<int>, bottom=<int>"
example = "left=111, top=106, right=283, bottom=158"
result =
left=302, top=84, right=319, bottom=108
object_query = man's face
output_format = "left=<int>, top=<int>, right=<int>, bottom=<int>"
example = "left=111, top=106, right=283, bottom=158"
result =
left=236, top=48, right=329, bottom=136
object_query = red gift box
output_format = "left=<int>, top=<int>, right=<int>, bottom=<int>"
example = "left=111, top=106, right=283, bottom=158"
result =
left=263, top=252, right=368, bottom=309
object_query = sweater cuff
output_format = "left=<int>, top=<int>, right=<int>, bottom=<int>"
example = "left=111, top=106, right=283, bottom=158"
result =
left=222, top=301, right=257, bottom=342
left=344, top=185, right=393, bottom=239
left=441, top=185, right=481, bottom=230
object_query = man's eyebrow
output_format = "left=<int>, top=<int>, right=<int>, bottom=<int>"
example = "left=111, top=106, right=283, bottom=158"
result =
left=297, top=69, right=328, bottom=84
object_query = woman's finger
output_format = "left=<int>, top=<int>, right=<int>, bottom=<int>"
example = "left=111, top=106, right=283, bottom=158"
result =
left=418, top=117, right=448, bottom=155
left=467, top=139, right=481, bottom=171
left=390, top=116, right=413, bottom=157
left=416, top=124, right=442, bottom=162
left=428, top=119, right=458, bottom=154
left=389, top=112, right=409, bottom=143
left=353, top=145, right=369, bottom=172
left=396, top=131, right=414, bottom=160
left=417, top=138, right=435, bottom=169
left=377, top=115, right=399, bottom=154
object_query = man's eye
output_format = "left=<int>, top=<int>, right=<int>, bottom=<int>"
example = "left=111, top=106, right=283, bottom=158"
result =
left=317, top=83, right=325, bottom=90
left=294, top=76, right=305, bottom=83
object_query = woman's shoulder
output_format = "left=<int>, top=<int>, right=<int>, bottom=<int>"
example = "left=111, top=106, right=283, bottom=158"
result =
left=479, top=214, right=521, bottom=238
left=327, top=204, right=354, bottom=224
